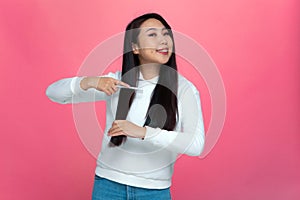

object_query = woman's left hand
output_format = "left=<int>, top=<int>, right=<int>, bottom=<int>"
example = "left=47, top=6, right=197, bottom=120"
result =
left=108, top=120, right=146, bottom=139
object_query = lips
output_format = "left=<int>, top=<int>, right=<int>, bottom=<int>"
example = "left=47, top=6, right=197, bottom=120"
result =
left=156, top=48, right=169, bottom=55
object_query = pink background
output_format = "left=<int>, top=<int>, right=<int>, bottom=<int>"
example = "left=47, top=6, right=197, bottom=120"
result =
left=1, top=0, right=299, bottom=199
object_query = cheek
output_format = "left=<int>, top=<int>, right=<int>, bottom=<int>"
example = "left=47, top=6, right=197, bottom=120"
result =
left=144, top=49, right=157, bottom=59
left=138, top=49, right=156, bottom=60
left=138, top=39, right=156, bottom=49
left=143, top=48, right=156, bottom=54
left=169, top=40, right=174, bottom=50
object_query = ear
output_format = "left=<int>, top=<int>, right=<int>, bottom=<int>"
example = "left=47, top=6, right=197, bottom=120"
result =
left=131, top=42, right=139, bottom=54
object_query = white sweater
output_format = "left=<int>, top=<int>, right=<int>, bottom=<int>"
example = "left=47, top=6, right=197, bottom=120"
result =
left=46, top=71, right=205, bottom=189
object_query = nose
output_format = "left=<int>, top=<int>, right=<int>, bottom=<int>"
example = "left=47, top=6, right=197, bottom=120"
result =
left=161, top=39, right=167, bottom=45
left=159, top=35, right=168, bottom=45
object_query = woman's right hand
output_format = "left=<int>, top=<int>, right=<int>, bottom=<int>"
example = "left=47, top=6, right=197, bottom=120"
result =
left=80, top=77, right=130, bottom=96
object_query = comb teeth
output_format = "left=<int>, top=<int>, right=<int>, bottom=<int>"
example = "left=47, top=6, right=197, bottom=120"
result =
left=116, top=85, right=143, bottom=91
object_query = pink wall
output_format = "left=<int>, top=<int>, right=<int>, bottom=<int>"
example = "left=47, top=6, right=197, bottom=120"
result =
left=1, top=0, right=299, bottom=199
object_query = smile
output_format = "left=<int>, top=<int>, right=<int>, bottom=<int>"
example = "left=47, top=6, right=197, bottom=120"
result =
left=156, top=48, right=169, bottom=55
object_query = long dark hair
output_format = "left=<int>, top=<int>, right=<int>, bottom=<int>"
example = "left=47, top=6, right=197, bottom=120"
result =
left=109, top=13, right=178, bottom=146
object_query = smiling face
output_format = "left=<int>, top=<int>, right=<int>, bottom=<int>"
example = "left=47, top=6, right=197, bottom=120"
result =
left=132, top=18, right=173, bottom=65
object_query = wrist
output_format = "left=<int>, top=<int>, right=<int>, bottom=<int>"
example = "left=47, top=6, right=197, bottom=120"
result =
left=80, top=77, right=89, bottom=90
left=80, top=77, right=97, bottom=90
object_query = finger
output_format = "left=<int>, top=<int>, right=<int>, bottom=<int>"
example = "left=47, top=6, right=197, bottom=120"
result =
left=111, top=85, right=117, bottom=92
left=116, top=80, right=130, bottom=88
left=107, top=87, right=115, bottom=95
left=109, top=129, right=123, bottom=136
left=103, top=89, right=112, bottom=96
left=103, top=89, right=111, bottom=96
left=108, top=125, right=123, bottom=135
left=109, top=123, right=122, bottom=134
left=109, top=131, right=125, bottom=137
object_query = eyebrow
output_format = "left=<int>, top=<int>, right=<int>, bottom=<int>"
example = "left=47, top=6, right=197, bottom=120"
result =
left=145, top=27, right=167, bottom=32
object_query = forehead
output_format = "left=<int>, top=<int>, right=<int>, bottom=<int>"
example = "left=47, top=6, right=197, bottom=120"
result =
left=139, top=18, right=165, bottom=29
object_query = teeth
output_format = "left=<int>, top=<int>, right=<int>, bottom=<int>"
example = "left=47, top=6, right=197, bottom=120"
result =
left=157, top=49, right=168, bottom=52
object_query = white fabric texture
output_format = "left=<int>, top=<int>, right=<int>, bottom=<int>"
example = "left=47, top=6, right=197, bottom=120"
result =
left=46, top=71, right=205, bottom=189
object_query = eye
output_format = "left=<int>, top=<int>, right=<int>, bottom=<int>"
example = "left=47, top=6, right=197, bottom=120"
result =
left=163, top=32, right=170, bottom=36
left=148, top=33, right=157, bottom=37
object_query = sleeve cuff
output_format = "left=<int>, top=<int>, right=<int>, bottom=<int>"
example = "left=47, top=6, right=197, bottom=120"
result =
left=70, top=76, right=87, bottom=95
left=143, top=126, right=161, bottom=141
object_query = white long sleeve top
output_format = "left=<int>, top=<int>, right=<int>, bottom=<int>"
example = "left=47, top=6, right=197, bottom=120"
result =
left=46, top=71, right=205, bottom=189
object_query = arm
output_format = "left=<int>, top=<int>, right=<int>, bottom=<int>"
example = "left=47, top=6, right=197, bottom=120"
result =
left=45, top=71, right=122, bottom=104
left=143, top=84, right=205, bottom=156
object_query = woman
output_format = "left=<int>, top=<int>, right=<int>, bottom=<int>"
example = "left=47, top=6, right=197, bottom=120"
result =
left=46, top=13, right=205, bottom=200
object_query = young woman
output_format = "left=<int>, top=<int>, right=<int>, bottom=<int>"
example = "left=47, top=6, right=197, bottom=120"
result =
left=46, top=13, right=205, bottom=200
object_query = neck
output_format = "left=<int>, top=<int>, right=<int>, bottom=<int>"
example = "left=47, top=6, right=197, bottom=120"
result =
left=139, top=63, right=160, bottom=80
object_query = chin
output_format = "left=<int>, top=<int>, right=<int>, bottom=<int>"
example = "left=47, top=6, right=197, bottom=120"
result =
left=159, top=59, right=170, bottom=65
left=156, top=57, right=171, bottom=65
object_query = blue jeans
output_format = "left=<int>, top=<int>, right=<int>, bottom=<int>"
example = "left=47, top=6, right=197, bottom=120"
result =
left=92, top=175, right=172, bottom=200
